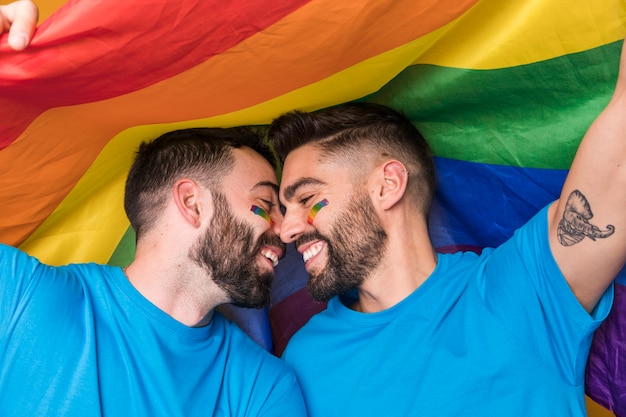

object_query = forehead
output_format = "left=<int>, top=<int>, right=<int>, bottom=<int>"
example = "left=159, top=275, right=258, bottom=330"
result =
left=225, top=146, right=278, bottom=191
left=281, top=143, right=318, bottom=174
left=280, top=144, right=350, bottom=200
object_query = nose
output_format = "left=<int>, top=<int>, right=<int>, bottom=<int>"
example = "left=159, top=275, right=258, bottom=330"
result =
left=279, top=209, right=306, bottom=244
left=270, top=210, right=283, bottom=237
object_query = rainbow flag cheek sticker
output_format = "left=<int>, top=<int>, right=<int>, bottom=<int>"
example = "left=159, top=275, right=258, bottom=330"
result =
left=307, top=199, right=329, bottom=225
left=250, top=205, right=275, bottom=227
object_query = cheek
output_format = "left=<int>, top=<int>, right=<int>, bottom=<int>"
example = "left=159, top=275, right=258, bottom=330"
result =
left=250, top=205, right=273, bottom=226
left=307, top=199, right=330, bottom=225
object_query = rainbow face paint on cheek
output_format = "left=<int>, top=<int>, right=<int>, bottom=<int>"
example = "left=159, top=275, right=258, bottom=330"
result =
left=250, top=205, right=275, bottom=227
left=307, top=199, right=329, bottom=225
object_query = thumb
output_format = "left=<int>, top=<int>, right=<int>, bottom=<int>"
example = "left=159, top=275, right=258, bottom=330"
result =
left=4, top=1, right=38, bottom=51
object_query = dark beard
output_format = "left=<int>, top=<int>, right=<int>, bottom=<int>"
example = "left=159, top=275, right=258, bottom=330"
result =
left=298, top=188, right=387, bottom=302
left=189, top=191, right=281, bottom=308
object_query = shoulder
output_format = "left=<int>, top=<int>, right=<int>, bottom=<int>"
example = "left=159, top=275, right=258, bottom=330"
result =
left=281, top=295, right=361, bottom=360
left=0, top=244, right=114, bottom=299
left=0, top=244, right=52, bottom=292
left=436, top=250, right=483, bottom=271
left=216, top=312, right=293, bottom=372
left=212, top=313, right=307, bottom=413
left=0, top=243, right=39, bottom=267
left=502, top=205, right=551, bottom=254
left=0, top=243, right=111, bottom=277
left=485, top=205, right=554, bottom=274
left=286, top=297, right=337, bottom=338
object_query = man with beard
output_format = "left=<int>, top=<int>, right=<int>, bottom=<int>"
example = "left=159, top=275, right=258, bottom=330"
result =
left=0, top=128, right=306, bottom=416
left=267, top=37, right=626, bottom=417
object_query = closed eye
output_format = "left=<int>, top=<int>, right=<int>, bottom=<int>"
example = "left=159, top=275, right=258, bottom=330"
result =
left=261, top=199, right=276, bottom=209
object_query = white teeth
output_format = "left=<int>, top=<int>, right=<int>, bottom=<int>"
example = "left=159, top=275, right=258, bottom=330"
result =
left=261, top=249, right=279, bottom=267
left=303, top=242, right=324, bottom=263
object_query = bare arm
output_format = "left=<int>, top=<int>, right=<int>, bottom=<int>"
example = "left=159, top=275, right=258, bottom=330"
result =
left=0, top=0, right=38, bottom=50
left=549, top=37, right=626, bottom=312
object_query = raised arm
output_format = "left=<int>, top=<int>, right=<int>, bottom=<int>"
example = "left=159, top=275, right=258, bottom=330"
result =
left=549, top=37, right=626, bottom=312
left=0, top=0, right=38, bottom=50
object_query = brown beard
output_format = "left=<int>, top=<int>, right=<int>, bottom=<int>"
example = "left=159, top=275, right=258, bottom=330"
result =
left=190, top=191, right=283, bottom=308
left=297, top=187, right=387, bottom=302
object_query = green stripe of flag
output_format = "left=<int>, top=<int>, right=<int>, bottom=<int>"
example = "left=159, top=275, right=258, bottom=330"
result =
left=107, top=226, right=136, bottom=267
left=373, top=41, right=622, bottom=169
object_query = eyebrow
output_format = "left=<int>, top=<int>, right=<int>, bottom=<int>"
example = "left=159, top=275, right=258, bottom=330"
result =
left=282, top=177, right=325, bottom=202
left=252, top=180, right=280, bottom=197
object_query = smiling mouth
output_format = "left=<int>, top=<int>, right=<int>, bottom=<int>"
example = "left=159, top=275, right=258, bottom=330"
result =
left=302, top=241, right=325, bottom=263
left=261, top=248, right=279, bottom=267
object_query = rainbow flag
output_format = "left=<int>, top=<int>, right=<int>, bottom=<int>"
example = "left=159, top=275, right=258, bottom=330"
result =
left=1, top=0, right=625, bottom=414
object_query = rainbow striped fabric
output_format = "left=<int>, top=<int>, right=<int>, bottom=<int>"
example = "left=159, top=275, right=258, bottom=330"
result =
left=1, top=0, right=625, bottom=414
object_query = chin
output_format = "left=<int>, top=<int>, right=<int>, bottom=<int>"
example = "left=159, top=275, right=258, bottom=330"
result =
left=231, top=295, right=270, bottom=309
left=231, top=281, right=272, bottom=309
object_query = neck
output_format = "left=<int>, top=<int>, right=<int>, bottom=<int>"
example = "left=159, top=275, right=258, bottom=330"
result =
left=353, top=220, right=437, bottom=313
left=124, top=247, right=226, bottom=327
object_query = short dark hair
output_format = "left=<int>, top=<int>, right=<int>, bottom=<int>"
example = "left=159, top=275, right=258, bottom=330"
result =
left=124, top=127, right=276, bottom=239
left=268, top=102, right=436, bottom=215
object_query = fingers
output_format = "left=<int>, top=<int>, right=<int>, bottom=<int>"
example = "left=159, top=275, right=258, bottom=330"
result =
left=1, top=0, right=38, bottom=51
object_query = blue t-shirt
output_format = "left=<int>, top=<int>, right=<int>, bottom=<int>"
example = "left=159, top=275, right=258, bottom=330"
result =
left=0, top=245, right=306, bottom=417
left=282, top=206, right=613, bottom=417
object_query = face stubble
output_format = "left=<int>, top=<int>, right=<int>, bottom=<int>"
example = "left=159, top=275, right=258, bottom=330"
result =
left=190, top=191, right=282, bottom=308
left=299, top=187, right=387, bottom=302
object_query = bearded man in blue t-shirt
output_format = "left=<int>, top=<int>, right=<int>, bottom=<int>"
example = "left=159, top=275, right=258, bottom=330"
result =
left=0, top=127, right=306, bottom=416
left=267, top=36, right=626, bottom=417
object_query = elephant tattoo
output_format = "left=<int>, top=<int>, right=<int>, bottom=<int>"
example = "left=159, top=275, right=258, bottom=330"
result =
left=557, top=190, right=615, bottom=246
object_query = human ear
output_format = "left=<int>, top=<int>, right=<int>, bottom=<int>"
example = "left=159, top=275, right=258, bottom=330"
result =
left=377, top=160, right=408, bottom=210
left=172, top=179, right=204, bottom=228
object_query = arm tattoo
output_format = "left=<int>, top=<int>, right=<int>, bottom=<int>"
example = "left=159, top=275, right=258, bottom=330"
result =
left=557, top=190, right=615, bottom=246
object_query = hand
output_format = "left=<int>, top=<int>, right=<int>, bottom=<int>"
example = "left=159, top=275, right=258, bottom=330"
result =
left=0, top=0, right=38, bottom=51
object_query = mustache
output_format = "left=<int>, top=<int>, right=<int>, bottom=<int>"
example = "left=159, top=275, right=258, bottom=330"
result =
left=295, top=231, right=326, bottom=248
left=257, top=232, right=286, bottom=255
